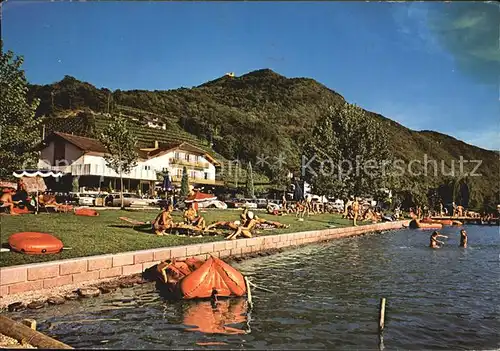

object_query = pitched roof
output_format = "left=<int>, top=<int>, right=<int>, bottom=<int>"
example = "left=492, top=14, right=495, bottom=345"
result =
left=148, top=142, right=220, bottom=165
left=44, top=132, right=149, bottom=159
left=52, top=132, right=108, bottom=153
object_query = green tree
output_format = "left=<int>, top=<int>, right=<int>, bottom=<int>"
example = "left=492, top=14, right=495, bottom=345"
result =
left=0, top=45, right=41, bottom=179
left=180, top=166, right=189, bottom=197
left=99, top=116, right=138, bottom=209
left=245, top=161, right=255, bottom=198
left=303, top=103, right=391, bottom=198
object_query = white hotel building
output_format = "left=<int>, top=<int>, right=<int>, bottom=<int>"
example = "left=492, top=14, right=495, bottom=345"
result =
left=37, top=132, right=223, bottom=193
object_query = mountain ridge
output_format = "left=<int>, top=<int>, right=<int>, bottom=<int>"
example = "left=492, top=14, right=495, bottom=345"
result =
left=27, top=68, right=499, bottom=207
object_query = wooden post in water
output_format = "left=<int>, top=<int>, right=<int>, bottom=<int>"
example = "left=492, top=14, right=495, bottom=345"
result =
left=378, top=297, right=386, bottom=331
left=0, top=315, right=73, bottom=349
left=244, top=276, right=253, bottom=311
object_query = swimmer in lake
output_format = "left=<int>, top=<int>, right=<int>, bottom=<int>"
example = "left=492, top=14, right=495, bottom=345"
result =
left=459, top=229, right=467, bottom=248
left=429, top=231, right=448, bottom=249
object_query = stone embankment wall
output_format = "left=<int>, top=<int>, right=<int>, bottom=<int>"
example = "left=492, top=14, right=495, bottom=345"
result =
left=0, top=221, right=407, bottom=299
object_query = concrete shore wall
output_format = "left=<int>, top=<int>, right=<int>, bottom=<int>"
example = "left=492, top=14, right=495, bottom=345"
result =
left=0, top=221, right=408, bottom=299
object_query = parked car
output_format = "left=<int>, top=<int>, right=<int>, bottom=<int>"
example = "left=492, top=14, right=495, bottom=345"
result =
left=266, top=202, right=281, bottom=212
left=106, top=192, right=147, bottom=207
left=224, top=199, right=240, bottom=208
left=198, top=200, right=228, bottom=210
left=71, top=192, right=98, bottom=206
left=254, top=198, right=269, bottom=209
left=94, top=193, right=108, bottom=207
left=238, top=199, right=258, bottom=209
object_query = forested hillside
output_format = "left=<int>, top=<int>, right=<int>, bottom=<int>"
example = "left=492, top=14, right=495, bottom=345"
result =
left=27, top=69, right=499, bottom=209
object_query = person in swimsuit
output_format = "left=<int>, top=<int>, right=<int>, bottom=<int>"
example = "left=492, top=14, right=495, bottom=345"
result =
left=0, top=188, right=18, bottom=215
left=183, top=203, right=206, bottom=229
left=352, top=198, right=360, bottom=226
left=459, top=229, right=467, bottom=248
left=429, top=231, right=448, bottom=249
left=152, top=204, right=174, bottom=235
left=226, top=211, right=258, bottom=240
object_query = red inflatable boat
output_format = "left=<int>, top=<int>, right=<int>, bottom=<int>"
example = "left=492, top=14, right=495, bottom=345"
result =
left=8, top=232, right=63, bottom=255
left=74, top=208, right=99, bottom=217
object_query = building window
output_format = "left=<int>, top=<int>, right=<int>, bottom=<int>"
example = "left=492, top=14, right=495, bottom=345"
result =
left=176, top=169, right=182, bottom=177
left=185, top=153, right=190, bottom=161
left=204, top=172, right=208, bottom=180
left=174, top=152, right=180, bottom=160
left=190, top=171, right=196, bottom=179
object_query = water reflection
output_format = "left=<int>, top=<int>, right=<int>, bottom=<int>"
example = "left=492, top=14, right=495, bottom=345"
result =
left=182, top=298, right=249, bottom=335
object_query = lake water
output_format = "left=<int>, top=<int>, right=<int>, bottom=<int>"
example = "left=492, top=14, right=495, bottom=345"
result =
left=8, top=225, right=500, bottom=349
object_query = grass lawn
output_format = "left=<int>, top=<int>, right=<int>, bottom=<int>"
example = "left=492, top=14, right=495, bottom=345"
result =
left=0, top=209, right=358, bottom=267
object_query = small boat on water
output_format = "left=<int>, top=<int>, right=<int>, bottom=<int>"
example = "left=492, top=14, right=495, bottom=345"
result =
left=421, top=218, right=462, bottom=226
left=155, top=256, right=247, bottom=300
left=408, top=219, right=443, bottom=230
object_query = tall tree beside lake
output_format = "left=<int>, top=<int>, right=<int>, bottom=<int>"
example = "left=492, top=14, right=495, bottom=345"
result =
left=99, top=116, right=138, bottom=209
left=180, top=166, right=189, bottom=198
left=246, top=161, right=255, bottom=198
left=303, top=102, right=392, bottom=198
left=0, top=45, right=41, bottom=180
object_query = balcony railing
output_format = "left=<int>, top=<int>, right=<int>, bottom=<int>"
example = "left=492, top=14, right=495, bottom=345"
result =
left=170, top=175, right=224, bottom=186
left=169, top=158, right=210, bottom=170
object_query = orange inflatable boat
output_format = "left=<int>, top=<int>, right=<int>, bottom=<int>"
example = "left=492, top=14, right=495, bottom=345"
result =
left=409, top=219, right=443, bottom=230
left=421, top=218, right=463, bottom=226
left=156, top=256, right=247, bottom=300
left=8, top=232, right=63, bottom=255
left=74, top=208, right=99, bottom=217
left=421, top=218, right=452, bottom=226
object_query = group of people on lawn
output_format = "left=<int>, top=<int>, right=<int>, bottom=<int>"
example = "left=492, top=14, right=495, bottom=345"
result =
left=152, top=203, right=289, bottom=240
left=0, top=180, right=67, bottom=215
left=0, top=180, right=33, bottom=215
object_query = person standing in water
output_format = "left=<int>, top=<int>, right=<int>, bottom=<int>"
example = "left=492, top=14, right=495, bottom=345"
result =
left=429, top=231, right=448, bottom=249
left=352, top=198, right=360, bottom=226
left=459, top=229, right=468, bottom=248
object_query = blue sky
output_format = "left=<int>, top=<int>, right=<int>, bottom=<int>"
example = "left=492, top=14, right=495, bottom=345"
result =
left=3, top=1, right=499, bottom=150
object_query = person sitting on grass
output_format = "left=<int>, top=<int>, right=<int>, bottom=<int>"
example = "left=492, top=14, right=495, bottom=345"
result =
left=183, top=203, right=206, bottom=229
left=240, top=207, right=249, bottom=222
left=0, top=188, right=19, bottom=215
left=152, top=204, right=175, bottom=236
left=429, top=231, right=448, bottom=249
left=12, top=181, right=33, bottom=210
left=226, top=211, right=259, bottom=240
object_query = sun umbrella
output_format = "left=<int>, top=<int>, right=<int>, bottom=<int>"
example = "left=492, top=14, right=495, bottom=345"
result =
left=12, top=169, right=63, bottom=213
left=162, top=171, right=172, bottom=191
